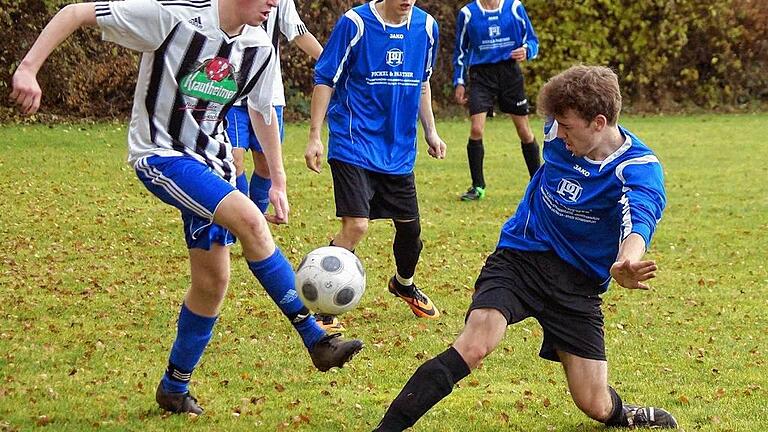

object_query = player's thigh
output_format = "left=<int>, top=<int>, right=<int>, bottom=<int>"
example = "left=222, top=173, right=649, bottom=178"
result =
left=498, top=63, right=529, bottom=116
left=134, top=155, right=234, bottom=220
left=369, top=171, right=419, bottom=220
left=329, top=159, right=375, bottom=218
left=189, top=243, right=231, bottom=291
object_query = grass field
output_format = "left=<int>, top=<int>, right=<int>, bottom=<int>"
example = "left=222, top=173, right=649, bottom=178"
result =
left=0, top=114, right=766, bottom=431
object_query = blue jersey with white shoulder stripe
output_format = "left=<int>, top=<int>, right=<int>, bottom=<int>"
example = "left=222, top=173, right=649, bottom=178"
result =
left=314, top=1, right=439, bottom=174
left=453, top=0, right=538, bottom=86
left=497, top=121, right=666, bottom=291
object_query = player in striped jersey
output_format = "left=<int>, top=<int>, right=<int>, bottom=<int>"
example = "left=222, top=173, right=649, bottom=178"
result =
left=374, top=66, right=677, bottom=431
left=453, top=0, right=541, bottom=201
left=10, top=0, right=362, bottom=415
left=305, top=0, right=447, bottom=325
left=225, top=0, right=322, bottom=214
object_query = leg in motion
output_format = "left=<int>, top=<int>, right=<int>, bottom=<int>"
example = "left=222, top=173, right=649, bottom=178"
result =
left=559, top=351, right=678, bottom=428
left=156, top=244, right=230, bottom=414
left=374, top=309, right=507, bottom=431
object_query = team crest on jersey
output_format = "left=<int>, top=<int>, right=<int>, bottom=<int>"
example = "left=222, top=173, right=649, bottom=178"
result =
left=556, top=178, right=583, bottom=202
left=180, top=57, right=239, bottom=105
left=488, top=25, right=501, bottom=38
left=386, top=48, right=404, bottom=67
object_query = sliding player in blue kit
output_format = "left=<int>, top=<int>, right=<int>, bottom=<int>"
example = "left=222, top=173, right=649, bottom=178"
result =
left=453, top=0, right=541, bottom=201
left=305, top=0, right=447, bottom=325
left=373, top=66, right=678, bottom=431
left=9, top=0, right=362, bottom=415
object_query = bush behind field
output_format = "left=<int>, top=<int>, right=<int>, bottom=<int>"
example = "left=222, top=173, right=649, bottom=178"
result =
left=1, top=0, right=767, bottom=121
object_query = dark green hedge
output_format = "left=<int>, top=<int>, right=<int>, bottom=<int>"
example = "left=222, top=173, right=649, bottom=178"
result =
left=2, top=0, right=766, bottom=121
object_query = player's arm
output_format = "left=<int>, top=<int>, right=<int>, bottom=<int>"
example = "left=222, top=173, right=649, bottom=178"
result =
left=10, top=3, right=97, bottom=114
left=293, top=33, right=322, bottom=60
left=610, top=161, right=666, bottom=289
left=419, top=81, right=446, bottom=160
left=304, top=13, right=357, bottom=173
left=279, top=0, right=322, bottom=60
left=610, top=233, right=656, bottom=290
left=510, top=2, right=539, bottom=61
left=452, top=8, right=470, bottom=104
left=305, top=84, right=334, bottom=173
left=251, top=106, right=289, bottom=224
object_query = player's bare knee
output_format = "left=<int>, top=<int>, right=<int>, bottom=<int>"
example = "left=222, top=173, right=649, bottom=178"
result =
left=469, top=124, right=484, bottom=139
left=343, top=219, right=369, bottom=241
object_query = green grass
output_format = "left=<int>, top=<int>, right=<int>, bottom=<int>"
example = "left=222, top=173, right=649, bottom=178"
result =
left=0, top=114, right=766, bottom=431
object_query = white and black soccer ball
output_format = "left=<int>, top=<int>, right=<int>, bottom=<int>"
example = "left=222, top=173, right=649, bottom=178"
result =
left=296, top=246, right=366, bottom=316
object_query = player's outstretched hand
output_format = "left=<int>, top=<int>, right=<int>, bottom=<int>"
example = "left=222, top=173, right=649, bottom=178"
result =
left=9, top=67, right=42, bottom=115
left=610, top=259, right=657, bottom=290
left=305, top=136, right=324, bottom=173
left=426, top=133, right=446, bottom=159
left=510, top=47, right=527, bottom=62
left=265, top=186, right=289, bottom=225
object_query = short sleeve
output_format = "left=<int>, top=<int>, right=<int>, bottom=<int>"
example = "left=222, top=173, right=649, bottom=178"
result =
left=278, top=0, right=308, bottom=42
left=95, top=0, right=180, bottom=52
left=246, top=46, right=279, bottom=124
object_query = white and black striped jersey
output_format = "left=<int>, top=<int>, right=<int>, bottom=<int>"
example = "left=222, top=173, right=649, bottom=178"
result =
left=95, top=0, right=278, bottom=181
left=240, top=0, right=310, bottom=107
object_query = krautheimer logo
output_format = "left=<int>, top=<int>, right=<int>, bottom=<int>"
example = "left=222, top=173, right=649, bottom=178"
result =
left=180, top=57, right=238, bottom=105
left=386, top=48, right=404, bottom=67
left=556, top=178, right=583, bottom=202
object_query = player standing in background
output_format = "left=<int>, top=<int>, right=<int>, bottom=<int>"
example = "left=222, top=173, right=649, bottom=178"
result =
left=9, top=0, right=362, bottom=415
left=453, top=0, right=541, bottom=201
left=226, top=0, right=322, bottom=213
left=305, top=0, right=447, bottom=327
left=373, top=65, right=678, bottom=431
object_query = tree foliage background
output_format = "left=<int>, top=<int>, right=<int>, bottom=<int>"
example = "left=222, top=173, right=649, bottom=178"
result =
left=1, top=0, right=766, bottom=121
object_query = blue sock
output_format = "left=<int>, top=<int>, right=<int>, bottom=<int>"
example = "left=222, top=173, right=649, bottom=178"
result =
left=249, top=173, right=271, bottom=213
left=247, top=248, right=325, bottom=349
left=161, top=303, right=217, bottom=393
left=236, top=172, right=249, bottom=196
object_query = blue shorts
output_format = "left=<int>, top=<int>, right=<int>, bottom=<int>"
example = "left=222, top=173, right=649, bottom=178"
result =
left=135, top=155, right=237, bottom=250
left=226, top=105, right=285, bottom=152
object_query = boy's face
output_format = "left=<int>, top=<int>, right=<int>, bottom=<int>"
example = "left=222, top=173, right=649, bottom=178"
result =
left=554, top=110, right=599, bottom=158
left=239, top=0, right=278, bottom=26
left=388, top=0, right=417, bottom=19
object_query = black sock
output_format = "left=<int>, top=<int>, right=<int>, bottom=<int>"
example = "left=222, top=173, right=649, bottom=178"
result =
left=392, top=220, right=422, bottom=280
left=467, top=138, right=485, bottom=188
left=605, top=386, right=628, bottom=426
left=375, top=347, right=471, bottom=431
left=521, top=139, right=541, bottom=178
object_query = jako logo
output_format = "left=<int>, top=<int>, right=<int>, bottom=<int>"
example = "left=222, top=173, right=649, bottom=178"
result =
left=386, top=48, right=404, bottom=67
left=556, top=178, right=582, bottom=202
left=573, top=164, right=590, bottom=177
left=389, top=33, right=404, bottom=39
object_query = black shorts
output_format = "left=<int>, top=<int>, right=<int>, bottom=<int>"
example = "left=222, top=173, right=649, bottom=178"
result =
left=467, top=248, right=605, bottom=362
left=329, top=158, right=419, bottom=220
left=467, top=60, right=529, bottom=116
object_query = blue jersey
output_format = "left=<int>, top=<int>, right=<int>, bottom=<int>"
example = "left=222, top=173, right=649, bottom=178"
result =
left=453, top=0, right=538, bottom=86
left=498, top=121, right=666, bottom=291
left=314, top=2, right=439, bottom=174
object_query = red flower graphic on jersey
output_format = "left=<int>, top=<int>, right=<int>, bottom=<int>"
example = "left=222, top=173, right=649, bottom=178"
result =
left=205, top=57, right=232, bottom=82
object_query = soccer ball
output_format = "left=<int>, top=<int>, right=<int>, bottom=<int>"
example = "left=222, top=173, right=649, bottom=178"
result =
left=296, top=246, right=366, bottom=316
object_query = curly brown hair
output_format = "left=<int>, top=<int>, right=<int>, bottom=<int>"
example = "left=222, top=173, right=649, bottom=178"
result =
left=537, top=65, right=622, bottom=125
